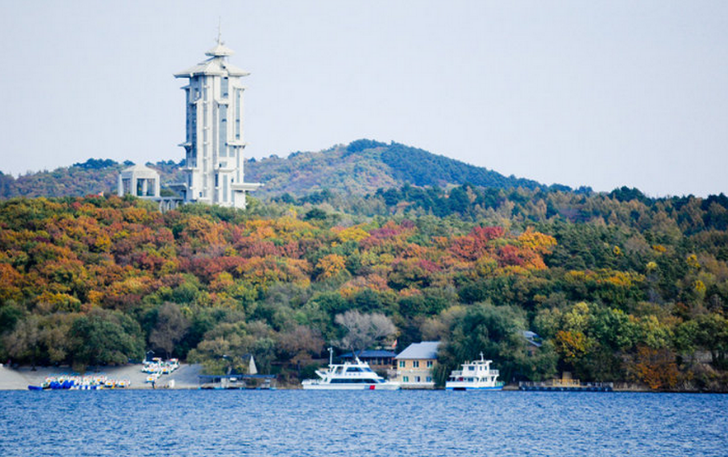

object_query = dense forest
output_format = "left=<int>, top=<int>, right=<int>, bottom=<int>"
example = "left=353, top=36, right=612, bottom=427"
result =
left=1, top=181, right=728, bottom=390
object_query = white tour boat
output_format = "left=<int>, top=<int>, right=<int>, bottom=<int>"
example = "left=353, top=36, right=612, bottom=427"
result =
left=445, top=353, right=504, bottom=391
left=302, top=348, right=400, bottom=390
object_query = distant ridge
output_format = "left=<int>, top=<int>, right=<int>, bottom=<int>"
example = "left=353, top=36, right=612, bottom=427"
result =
left=245, top=140, right=543, bottom=197
left=0, top=140, right=544, bottom=199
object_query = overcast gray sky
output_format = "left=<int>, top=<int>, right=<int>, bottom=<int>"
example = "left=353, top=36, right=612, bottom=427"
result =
left=1, top=1, right=726, bottom=197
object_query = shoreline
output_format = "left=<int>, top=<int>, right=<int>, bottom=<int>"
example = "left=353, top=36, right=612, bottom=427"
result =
left=0, top=363, right=203, bottom=391
left=2, top=364, right=724, bottom=393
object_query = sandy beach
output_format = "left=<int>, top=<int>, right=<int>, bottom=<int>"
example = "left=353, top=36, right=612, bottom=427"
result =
left=0, top=363, right=203, bottom=390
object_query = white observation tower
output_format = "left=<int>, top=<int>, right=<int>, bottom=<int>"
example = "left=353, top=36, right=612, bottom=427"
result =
left=173, top=34, right=260, bottom=208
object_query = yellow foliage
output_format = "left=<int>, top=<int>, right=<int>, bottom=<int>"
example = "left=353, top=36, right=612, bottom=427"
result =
left=604, top=271, right=634, bottom=287
left=565, top=270, right=587, bottom=282
left=316, top=254, right=346, bottom=280
left=555, top=330, right=589, bottom=361
left=518, top=228, right=557, bottom=255
left=93, top=233, right=112, bottom=252
left=379, top=253, right=395, bottom=265
left=694, top=280, right=706, bottom=293
left=563, top=302, right=591, bottom=333
left=474, top=256, right=498, bottom=277
left=122, top=207, right=148, bottom=223
left=686, top=254, right=700, bottom=270
left=87, top=290, right=104, bottom=305
left=335, top=226, right=370, bottom=243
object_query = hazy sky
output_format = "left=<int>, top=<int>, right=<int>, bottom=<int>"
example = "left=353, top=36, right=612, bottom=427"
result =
left=1, top=1, right=726, bottom=197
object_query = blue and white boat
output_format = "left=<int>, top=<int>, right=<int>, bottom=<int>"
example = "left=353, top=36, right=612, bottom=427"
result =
left=445, top=353, right=504, bottom=391
left=302, top=348, right=400, bottom=390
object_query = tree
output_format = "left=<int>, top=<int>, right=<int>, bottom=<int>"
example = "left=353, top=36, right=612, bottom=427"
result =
left=277, top=325, right=324, bottom=365
left=3, top=316, right=41, bottom=367
left=334, top=310, right=396, bottom=356
left=149, top=302, right=190, bottom=358
left=68, top=309, right=144, bottom=371
left=435, top=303, right=555, bottom=384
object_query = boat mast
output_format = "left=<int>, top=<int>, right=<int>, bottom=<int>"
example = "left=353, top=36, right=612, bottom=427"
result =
left=328, top=347, right=333, bottom=366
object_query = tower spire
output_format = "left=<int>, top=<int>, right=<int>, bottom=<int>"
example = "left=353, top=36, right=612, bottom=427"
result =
left=217, top=17, right=222, bottom=46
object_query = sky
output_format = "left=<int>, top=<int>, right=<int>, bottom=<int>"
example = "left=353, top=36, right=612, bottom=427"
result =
left=0, top=1, right=726, bottom=197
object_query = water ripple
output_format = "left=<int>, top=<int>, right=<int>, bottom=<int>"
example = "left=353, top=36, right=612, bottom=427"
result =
left=0, top=390, right=727, bottom=456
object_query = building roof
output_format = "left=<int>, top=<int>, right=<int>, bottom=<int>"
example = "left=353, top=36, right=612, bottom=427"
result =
left=175, top=56, right=250, bottom=78
left=120, top=164, right=159, bottom=177
left=339, top=350, right=396, bottom=359
left=395, top=342, right=440, bottom=360
left=521, top=330, right=543, bottom=348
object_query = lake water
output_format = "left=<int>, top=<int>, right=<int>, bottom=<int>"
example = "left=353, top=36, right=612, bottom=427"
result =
left=1, top=390, right=726, bottom=456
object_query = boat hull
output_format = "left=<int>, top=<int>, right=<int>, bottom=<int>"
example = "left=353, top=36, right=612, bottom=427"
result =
left=445, top=385, right=503, bottom=391
left=302, top=383, right=400, bottom=391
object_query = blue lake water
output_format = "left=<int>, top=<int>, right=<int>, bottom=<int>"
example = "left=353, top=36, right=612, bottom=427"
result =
left=1, top=390, right=726, bottom=456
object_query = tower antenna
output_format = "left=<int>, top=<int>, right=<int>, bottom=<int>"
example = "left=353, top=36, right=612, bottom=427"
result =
left=217, top=17, right=222, bottom=45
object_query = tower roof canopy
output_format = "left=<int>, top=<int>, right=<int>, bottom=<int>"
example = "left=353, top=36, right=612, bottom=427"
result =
left=174, top=56, right=250, bottom=79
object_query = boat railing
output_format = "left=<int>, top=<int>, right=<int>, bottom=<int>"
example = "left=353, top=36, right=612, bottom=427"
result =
left=519, top=380, right=615, bottom=388
left=451, top=369, right=499, bottom=377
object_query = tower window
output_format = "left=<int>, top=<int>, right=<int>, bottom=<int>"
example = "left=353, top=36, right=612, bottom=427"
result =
left=221, top=77, right=229, bottom=98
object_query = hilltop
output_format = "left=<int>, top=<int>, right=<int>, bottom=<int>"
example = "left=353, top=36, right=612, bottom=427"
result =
left=246, top=140, right=543, bottom=197
left=0, top=140, right=544, bottom=200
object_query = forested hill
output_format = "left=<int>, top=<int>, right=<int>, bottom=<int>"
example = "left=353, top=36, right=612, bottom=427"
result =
left=0, top=140, right=543, bottom=199
left=245, top=140, right=543, bottom=197
left=1, top=187, right=728, bottom=390
left=0, top=159, right=183, bottom=200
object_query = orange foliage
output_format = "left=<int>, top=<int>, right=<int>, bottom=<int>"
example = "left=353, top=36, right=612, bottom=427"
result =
left=629, top=346, right=679, bottom=390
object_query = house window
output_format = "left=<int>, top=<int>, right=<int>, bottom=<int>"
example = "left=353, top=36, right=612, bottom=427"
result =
left=426, top=377, right=432, bottom=383
left=399, top=361, right=405, bottom=368
left=427, top=361, right=433, bottom=368
left=413, top=361, right=419, bottom=368
left=415, top=376, right=421, bottom=383
left=403, top=376, right=409, bottom=383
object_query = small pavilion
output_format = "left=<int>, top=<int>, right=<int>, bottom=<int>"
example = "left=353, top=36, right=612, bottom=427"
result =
left=117, top=164, right=161, bottom=199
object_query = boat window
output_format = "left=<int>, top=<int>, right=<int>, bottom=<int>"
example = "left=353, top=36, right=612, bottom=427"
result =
left=346, top=367, right=362, bottom=373
left=362, top=367, right=373, bottom=372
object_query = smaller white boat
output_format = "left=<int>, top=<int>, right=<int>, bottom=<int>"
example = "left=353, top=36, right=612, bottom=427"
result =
left=302, top=348, right=400, bottom=390
left=445, top=353, right=503, bottom=391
